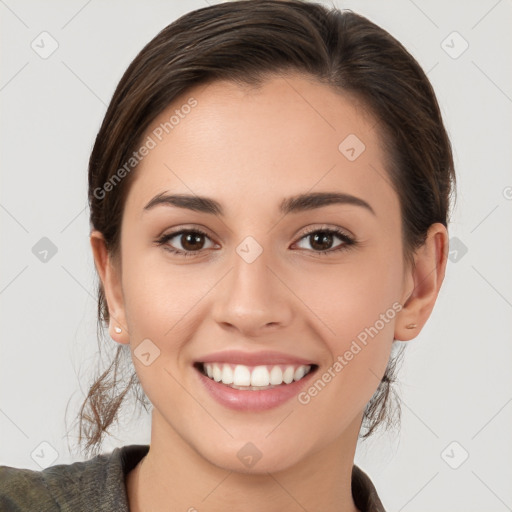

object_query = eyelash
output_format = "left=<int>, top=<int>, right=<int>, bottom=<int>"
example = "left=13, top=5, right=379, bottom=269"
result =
left=154, top=226, right=356, bottom=258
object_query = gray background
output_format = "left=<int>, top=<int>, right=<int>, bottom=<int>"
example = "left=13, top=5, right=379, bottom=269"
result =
left=1, top=0, right=511, bottom=510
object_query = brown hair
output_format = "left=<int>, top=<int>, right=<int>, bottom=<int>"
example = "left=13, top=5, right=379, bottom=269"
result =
left=73, top=0, right=455, bottom=457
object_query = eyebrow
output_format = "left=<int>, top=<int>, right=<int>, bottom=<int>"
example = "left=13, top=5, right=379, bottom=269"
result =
left=143, top=191, right=375, bottom=216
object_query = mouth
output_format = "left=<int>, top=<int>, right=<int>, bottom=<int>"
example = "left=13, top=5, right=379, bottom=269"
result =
left=194, top=362, right=318, bottom=391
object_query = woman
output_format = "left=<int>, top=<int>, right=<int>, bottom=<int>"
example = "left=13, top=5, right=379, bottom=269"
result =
left=0, top=1, right=454, bottom=510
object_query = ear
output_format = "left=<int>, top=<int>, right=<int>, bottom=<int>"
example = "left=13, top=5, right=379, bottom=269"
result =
left=395, top=223, right=449, bottom=341
left=90, top=229, right=129, bottom=344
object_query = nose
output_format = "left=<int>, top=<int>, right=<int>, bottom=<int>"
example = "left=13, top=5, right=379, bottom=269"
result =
left=211, top=246, right=294, bottom=337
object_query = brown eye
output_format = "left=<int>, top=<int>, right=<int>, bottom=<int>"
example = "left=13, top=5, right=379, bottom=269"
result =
left=295, top=228, right=355, bottom=255
left=180, top=232, right=206, bottom=251
left=156, top=229, right=215, bottom=256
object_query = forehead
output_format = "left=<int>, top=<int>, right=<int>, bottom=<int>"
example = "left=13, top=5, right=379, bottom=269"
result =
left=124, top=74, right=398, bottom=219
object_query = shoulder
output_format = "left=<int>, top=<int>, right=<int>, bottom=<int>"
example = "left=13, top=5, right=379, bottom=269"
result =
left=0, top=444, right=149, bottom=512
left=0, top=465, right=57, bottom=511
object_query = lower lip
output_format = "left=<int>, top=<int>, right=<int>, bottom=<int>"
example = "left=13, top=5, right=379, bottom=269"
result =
left=195, top=366, right=317, bottom=411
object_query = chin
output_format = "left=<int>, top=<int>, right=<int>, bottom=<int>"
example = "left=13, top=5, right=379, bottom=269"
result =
left=208, top=446, right=306, bottom=475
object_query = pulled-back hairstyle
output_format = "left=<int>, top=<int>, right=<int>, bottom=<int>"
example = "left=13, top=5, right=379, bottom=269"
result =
left=72, top=0, right=455, bottom=458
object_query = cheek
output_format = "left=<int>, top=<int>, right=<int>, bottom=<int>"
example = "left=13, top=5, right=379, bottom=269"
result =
left=296, top=337, right=393, bottom=446
left=302, top=240, right=404, bottom=342
left=295, top=284, right=399, bottom=439
left=121, top=242, right=209, bottom=338
left=119, top=256, right=202, bottom=408
left=295, top=245, right=402, bottom=412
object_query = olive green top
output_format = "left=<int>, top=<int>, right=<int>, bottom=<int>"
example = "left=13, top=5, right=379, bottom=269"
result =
left=0, top=444, right=386, bottom=511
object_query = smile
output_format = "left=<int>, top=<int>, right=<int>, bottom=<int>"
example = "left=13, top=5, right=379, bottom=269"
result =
left=198, top=362, right=315, bottom=390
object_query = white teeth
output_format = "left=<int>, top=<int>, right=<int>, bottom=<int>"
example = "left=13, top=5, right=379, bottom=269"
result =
left=269, top=366, right=283, bottom=385
left=201, top=362, right=312, bottom=389
left=221, top=364, right=233, bottom=384
left=282, top=366, right=295, bottom=384
left=212, top=364, right=222, bottom=382
left=294, top=366, right=306, bottom=381
left=233, top=365, right=251, bottom=386
left=250, top=366, right=270, bottom=387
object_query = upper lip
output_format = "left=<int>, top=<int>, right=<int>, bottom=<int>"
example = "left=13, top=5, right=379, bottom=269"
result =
left=196, top=350, right=315, bottom=366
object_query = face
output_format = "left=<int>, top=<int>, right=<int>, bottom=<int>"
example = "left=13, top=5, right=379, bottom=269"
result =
left=98, top=74, right=418, bottom=473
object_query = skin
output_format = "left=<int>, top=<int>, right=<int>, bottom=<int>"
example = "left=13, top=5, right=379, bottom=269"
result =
left=91, top=73, right=448, bottom=512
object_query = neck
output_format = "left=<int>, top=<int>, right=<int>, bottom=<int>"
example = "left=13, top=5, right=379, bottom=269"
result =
left=127, top=410, right=361, bottom=512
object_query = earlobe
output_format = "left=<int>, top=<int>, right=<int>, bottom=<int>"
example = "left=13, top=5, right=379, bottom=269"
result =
left=90, top=230, right=130, bottom=344
left=109, top=322, right=128, bottom=344
left=394, top=223, right=449, bottom=341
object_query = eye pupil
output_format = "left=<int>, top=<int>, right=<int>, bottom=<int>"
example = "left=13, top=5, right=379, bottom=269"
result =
left=310, top=232, right=333, bottom=251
